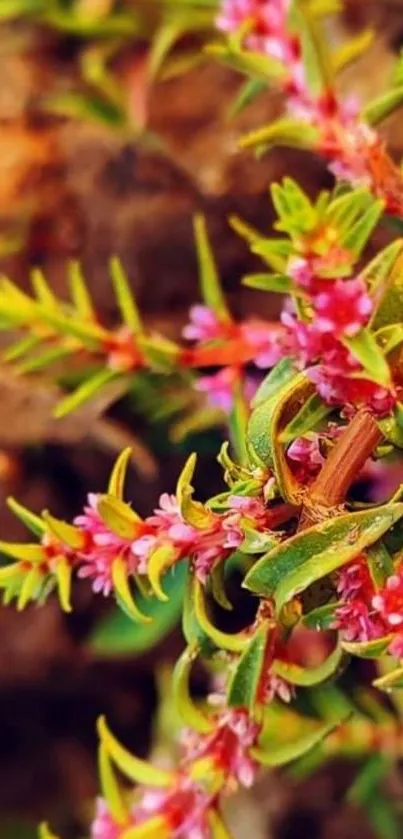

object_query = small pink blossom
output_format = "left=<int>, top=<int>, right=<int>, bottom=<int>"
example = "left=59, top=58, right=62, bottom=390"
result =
left=196, top=368, right=257, bottom=413
left=91, top=799, right=134, bottom=839
left=240, top=320, right=284, bottom=369
left=372, top=570, right=403, bottom=629
left=334, top=558, right=387, bottom=642
left=74, top=494, right=144, bottom=595
left=313, top=278, right=372, bottom=338
left=263, top=673, right=294, bottom=704
left=287, top=435, right=324, bottom=482
left=183, top=305, right=224, bottom=342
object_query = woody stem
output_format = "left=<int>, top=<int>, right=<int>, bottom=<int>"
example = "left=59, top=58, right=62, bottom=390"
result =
left=306, top=408, right=383, bottom=509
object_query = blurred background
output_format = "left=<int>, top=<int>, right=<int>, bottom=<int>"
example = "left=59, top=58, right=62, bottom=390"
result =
left=0, top=1, right=403, bottom=837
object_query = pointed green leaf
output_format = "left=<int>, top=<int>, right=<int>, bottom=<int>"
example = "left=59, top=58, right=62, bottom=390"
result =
left=244, top=504, right=403, bottom=612
left=240, top=118, right=319, bottom=153
left=68, top=261, right=95, bottom=320
left=108, top=448, right=132, bottom=500
left=342, top=635, right=393, bottom=659
left=363, top=87, right=403, bottom=126
left=97, top=494, right=141, bottom=539
left=342, top=199, right=385, bottom=258
left=97, top=716, right=173, bottom=787
left=54, top=369, right=118, bottom=418
left=173, top=645, right=215, bottom=733
left=42, top=512, right=85, bottom=550
left=331, top=29, right=373, bottom=73
left=251, top=722, right=337, bottom=767
left=342, top=328, right=391, bottom=387
left=176, top=453, right=214, bottom=528
left=367, top=541, right=394, bottom=589
left=110, top=257, right=143, bottom=334
left=228, top=623, right=270, bottom=713
left=251, top=358, right=298, bottom=409
left=193, top=215, right=231, bottom=321
left=6, top=497, right=45, bottom=537
left=280, top=393, right=331, bottom=443
left=193, top=578, right=249, bottom=653
left=242, top=273, right=295, bottom=293
left=272, top=643, right=343, bottom=686
left=373, top=666, right=403, bottom=691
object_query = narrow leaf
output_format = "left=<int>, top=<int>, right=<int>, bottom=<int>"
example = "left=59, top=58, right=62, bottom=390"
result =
left=110, top=257, right=143, bottom=334
left=193, top=215, right=231, bottom=321
left=97, top=716, right=173, bottom=787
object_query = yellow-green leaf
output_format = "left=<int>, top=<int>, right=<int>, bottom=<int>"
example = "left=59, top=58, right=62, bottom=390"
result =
left=97, top=716, right=173, bottom=787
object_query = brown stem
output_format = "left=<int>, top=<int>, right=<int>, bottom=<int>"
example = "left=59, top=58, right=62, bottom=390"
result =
left=308, top=409, right=383, bottom=509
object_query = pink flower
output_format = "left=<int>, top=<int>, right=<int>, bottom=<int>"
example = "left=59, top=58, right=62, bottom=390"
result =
left=196, top=368, right=257, bottom=413
left=372, top=570, right=403, bottom=629
left=240, top=320, right=284, bottom=368
left=313, top=278, right=372, bottom=337
left=91, top=799, right=133, bottom=839
left=334, top=558, right=387, bottom=642
left=262, top=673, right=294, bottom=704
left=389, top=633, right=403, bottom=660
left=287, top=435, right=324, bottom=482
left=190, top=708, right=260, bottom=790
left=74, top=494, right=145, bottom=595
left=183, top=305, right=224, bottom=342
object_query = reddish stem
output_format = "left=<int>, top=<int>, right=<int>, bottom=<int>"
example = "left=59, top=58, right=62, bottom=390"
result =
left=307, top=408, right=383, bottom=509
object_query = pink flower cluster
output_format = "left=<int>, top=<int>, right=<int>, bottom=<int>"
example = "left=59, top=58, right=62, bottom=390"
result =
left=334, top=557, right=385, bottom=643
left=92, top=709, right=260, bottom=839
left=334, top=557, right=403, bottom=659
left=54, top=490, right=272, bottom=596
left=216, top=2, right=380, bottom=193
left=281, top=271, right=395, bottom=415
left=182, top=305, right=284, bottom=412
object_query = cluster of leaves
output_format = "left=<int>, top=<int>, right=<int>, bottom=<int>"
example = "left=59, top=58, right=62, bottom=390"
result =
left=3, top=1, right=403, bottom=838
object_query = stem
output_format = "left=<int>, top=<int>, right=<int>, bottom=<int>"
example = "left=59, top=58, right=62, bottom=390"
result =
left=307, top=409, right=383, bottom=509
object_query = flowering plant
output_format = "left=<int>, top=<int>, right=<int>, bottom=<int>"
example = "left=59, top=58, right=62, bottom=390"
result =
left=3, top=1, right=403, bottom=837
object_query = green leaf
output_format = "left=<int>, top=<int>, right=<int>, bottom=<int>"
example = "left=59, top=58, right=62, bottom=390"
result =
left=378, top=409, right=403, bottom=449
left=193, top=578, right=249, bottom=653
left=373, top=666, right=403, bottom=691
left=244, top=504, right=403, bottom=612
left=343, top=200, right=384, bottom=258
left=182, top=569, right=217, bottom=656
left=229, top=77, right=266, bottom=118
left=247, top=371, right=315, bottom=502
left=347, top=754, right=391, bottom=805
left=342, top=328, right=391, bottom=387
left=6, top=497, right=45, bottom=537
left=176, top=453, right=215, bottom=528
left=228, top=623, right=270, bottom=713
left=251, top=358, right=298, bottom=409
left=367, top=541, right=394, bottom=589
left=365, top=792, right=400, bottom=839
left=228, top=375, right=249, bottom=465
left=370, top=243, right=403, bottom=330
left=173, top=644, right=215, bottom=733
left=302, top=601, right=339, bottom=630
left=362, top=239, right=403, bottom=309
left=45, top=92, right=125, bottom=128
left=342, top=635, right=393, bottom=659
left=251, top=722, right=336, bottom=767
left=110, top=257, right=143, bottom=334
left=325, top=188, right=374, bottom=239
left=68, top=261, right=95, bottom=320
left=241, top=526, right=279, bottom=555
left=242, top=272, right=295, bottom=293
left=363, top=87, right=403, bottom=126
left=90, top=564, right=186, bottom=656
left=240, top=118, right=319, bottom=154
left=97, top=494, right=141, bottom=539
left=193, top=215, right=231, bottom=321
left=271, top=178, right=317, bottom=238
left=280, top=393, right=331, bottom=443
left=252, top=237, right=292, bottom=272
left=331, top=29, right=373, bottom=73
left=54, top=369, right=118, bottom=418
left=272, top=643, right=343, bottom=686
